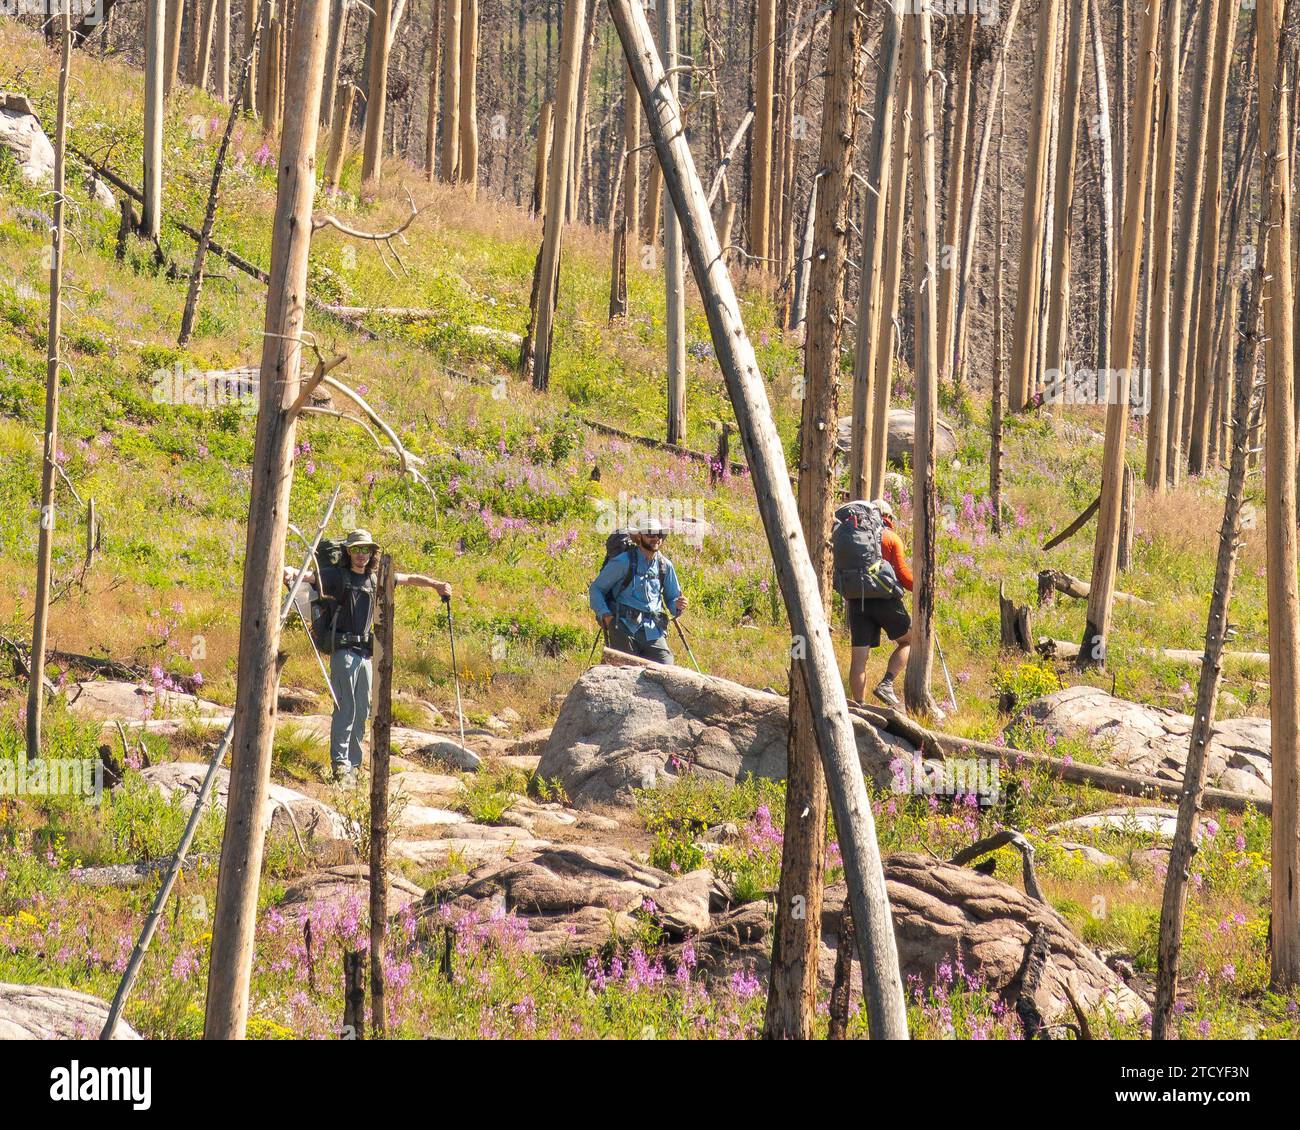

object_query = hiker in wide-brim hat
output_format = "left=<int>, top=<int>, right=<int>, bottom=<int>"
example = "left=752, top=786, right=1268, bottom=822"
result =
left=284, top=529, right=453, bottom=783
left=589, top=517, right=688, bottom=665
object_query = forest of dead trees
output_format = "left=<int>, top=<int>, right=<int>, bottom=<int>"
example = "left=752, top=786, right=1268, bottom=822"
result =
left=14, top=0, right=1300, bottom=1039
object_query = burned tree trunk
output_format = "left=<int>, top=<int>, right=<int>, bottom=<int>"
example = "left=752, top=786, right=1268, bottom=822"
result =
left=369, top=555, right=395, bottom=1037
left=765, top=0, right=863, bottom=1041
left=749, top=0, right=776, bottom=268
left=521, top=0, right=587, bottom=391
left=1258, top=0, right=1300, bottom=991
left=142, top=0, right=165, bottom=241
left=936, top=13, right=974, bottom=390
left=324, top=80, right=355, bottom=191
left=661, top=0, right=686, bottom=444
left=1186, top=0, right=1239, bottom=476
left=869, top=22, right=915, bottom=500
left=361, top=0, right=392, bottom=183
left=1145, top=0, right=1180, bottom=490
left=1077, top=0, right=1160, bottom=670
left=1042, top=0, right=1088, bottom=412
left=204, top=0, right=330, bottom=1040
left=904, top=9, right=940, bottom=716
left=1007, top=0, right=1060, bottom=411
left=952, top=0, right=1022, bottom=391
left=26, top=4, right=72, bottom=760
left=424, top=0, right=441, bottom=180
left=459, top=0, right=479, bottom=196
left=848, top=3, right=903, bottom=499
left=1167, top=0, right=1220, bottom=487
left=440, top=0, right=462, bottom=182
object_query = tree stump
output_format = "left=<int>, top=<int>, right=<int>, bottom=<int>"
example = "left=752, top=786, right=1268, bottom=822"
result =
left=999, top=581, right=1034, bottom=652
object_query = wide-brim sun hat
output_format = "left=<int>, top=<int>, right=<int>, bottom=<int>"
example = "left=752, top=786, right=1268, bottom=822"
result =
left=634, top=517, right=669, bottom=536
left=871, top=498, right=896, bottom=521
left=344, top=528, right=377, bottom=550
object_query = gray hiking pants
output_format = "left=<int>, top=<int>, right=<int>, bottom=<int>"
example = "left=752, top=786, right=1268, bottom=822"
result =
left=329, top=647, right=372, bottom=771
left=609, top=624, right=674, bottom=665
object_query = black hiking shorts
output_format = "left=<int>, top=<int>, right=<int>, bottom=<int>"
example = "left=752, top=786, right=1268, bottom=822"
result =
left=846, top=596, right=911, bottom=648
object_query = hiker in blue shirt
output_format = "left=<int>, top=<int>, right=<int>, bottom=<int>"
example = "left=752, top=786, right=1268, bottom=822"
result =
left=589, top=519, right=687, bottom=665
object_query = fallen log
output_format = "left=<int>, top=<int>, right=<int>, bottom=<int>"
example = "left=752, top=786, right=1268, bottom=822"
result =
left=1152, top=647, right=1270, bottom=667
left=1036, top=637, right=1269, bottom=668
left=583, top=418, right=747, bottom=475
left=847, top=702, right=1269, bottom=815
left=1037, top=569, right=1152, bottom=607
left=316, top=304, right=440, bottom=320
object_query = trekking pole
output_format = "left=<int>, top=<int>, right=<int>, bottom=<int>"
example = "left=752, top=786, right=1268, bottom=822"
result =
left=672, top=617, right=703, bottom=674
left=934, top=630, right=958, bottom=712
left=586, top=623, right=605, bottom=667
left=442, top=593, right=468, bottom=750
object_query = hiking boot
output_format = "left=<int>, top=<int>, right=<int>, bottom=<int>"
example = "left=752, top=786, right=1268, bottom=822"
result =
left=873, top=681, right=901, bottom=709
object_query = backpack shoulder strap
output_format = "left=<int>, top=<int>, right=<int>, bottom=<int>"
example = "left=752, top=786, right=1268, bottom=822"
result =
left=612, top=548, right=638, bottom=604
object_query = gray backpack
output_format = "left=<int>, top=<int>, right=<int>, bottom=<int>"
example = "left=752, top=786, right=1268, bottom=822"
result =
left=831, top=502, right=904, bottom=602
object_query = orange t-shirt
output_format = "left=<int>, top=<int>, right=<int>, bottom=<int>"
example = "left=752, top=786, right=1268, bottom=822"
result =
left=881, top=525, right=913, bottom=592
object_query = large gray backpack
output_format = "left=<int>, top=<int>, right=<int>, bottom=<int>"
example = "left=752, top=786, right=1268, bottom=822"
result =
left=831, top=501, right=904, bottom=602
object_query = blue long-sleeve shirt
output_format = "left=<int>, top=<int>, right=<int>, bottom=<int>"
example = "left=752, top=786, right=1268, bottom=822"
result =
left=589, top=549, right=682, bottom=642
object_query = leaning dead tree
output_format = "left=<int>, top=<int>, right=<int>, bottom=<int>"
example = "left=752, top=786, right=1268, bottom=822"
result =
left=179, top=34, right=262, bottom=346
left=1077, top=0, right=1160, bottom=670
left=608, top=0, right=908, bottom=1038
left=204, top=0, right=332, bottom=1041
left=26, top=3, right=72, bottom=760
left=766, top=0, right=864, bottom=1042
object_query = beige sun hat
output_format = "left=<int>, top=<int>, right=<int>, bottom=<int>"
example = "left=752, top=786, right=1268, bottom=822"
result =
left=344, top=528, right=378, bottom=550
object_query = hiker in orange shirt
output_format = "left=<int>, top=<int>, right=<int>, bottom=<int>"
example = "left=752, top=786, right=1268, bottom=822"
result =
left=830, top=499, right=912, bottom=710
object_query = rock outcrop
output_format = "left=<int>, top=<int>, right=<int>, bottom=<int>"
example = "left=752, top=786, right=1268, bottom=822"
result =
left=127, top=762, right=349, bottom=842
left=836, top=409, right=958, bottom=467
left=0, top=93, right=55, bottom=185
left=1018, top=684, right=1271, bottom=797
left=420, top=844, right=724, bottom=958
left=0, top=983, right=140, bottom=1040
left=537, top=663, right=909, bottom=808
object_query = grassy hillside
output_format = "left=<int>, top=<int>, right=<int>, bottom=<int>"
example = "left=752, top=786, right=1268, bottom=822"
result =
left=0, top=24, right=1293, bottom=1040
